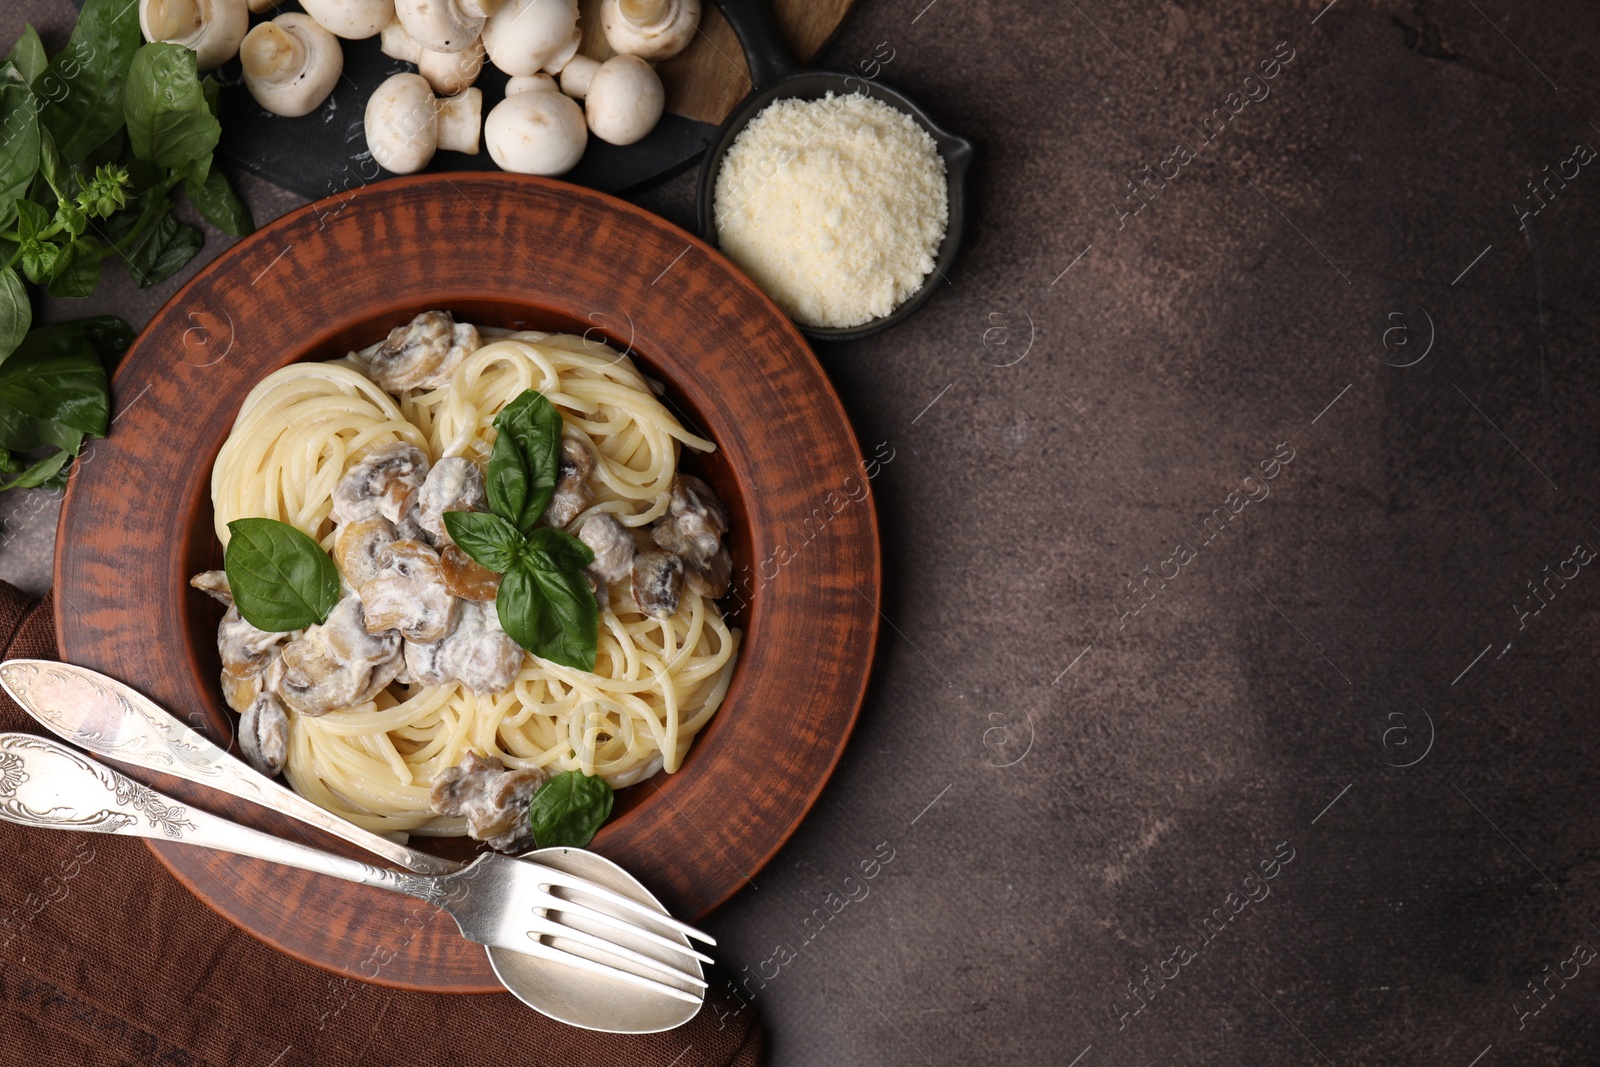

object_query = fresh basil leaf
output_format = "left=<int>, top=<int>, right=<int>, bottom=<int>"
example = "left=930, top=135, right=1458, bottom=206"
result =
left=40, top=0, right=142, bottom=163
left=497, top=559, right=598, bottom=671
left=224, top=517, right=341, bottom=632
left=486, top=390, right=564, bottom=533
left=122, top=209, right=203, bottom=287
left=6, top=26, right=48, bottom=86
left=0, top=441, right=77, bottom=491
left=523, top=527, right=595, bottom=573
left=0, top=72, right=40, bottom=206
left=184, top=165, right=253, bottom=237
left=443, top=510, right=524, bottom=573
left=66, top=314, right=134, bottom=367
left=527, top=770, right=614, bottom=849
left=0, top=400, right=84, bottom=453
left=46, top=238, right=102, bottom=299
left=0, top=267, right=29, bottom=362
left=124, top=44, right=220, bottom=171
left=36, top=126, right=69, bottom=201
left=0, top=324, right=109, bottom=435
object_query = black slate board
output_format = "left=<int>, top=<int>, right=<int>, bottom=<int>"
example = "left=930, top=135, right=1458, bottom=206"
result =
left=76, top=2, right=716, bottom=199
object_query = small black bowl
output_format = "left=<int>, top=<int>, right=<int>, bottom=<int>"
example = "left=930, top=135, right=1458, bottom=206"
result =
left=694, top=0, right=974, bottom=343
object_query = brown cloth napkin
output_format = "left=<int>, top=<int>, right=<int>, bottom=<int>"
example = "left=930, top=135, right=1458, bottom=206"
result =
left=0, top=582, right=763, bottom=1067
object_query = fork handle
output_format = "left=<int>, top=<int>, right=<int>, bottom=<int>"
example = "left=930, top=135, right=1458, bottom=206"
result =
left=0, top=660, right=460, bottom=876
left=0, top=732, right=457, bottom=907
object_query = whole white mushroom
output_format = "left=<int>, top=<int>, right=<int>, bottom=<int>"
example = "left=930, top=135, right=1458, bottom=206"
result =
left=601, top=0, right=699, bottom=61
left=240, top=13, right=343, bottom=117
left=483, top=90, right=586, bottom=175
left=584, top=54, right=664, bottom=146
left=365, top=73, right=482, bottom=174
left=482, top=0, right=578, bottom=77
left=299, top=0, right=393, bottom=39
left=139, top=0, right=249, bottom=70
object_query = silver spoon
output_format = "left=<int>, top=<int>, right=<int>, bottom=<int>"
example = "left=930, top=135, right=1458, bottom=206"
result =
left=0, top=660, right=710, bottom=1034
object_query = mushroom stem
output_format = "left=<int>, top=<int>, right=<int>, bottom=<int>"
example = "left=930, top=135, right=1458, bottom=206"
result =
left=379, top=17, right=422, bottom=62
left=147, top=0, right=202, bottom=40
left=240, top=21, right=301, bottom=82
left=436, top=90, right=483, bottom=154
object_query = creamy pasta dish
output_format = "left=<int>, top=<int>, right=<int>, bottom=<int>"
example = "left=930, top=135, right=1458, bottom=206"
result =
left=189, top=312, right=740, bottom=850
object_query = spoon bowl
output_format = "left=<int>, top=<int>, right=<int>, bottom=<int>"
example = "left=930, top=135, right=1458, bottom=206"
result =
left=695, top=0, right=973, bottom=342
left=488, top=847, right=706, bottom=1033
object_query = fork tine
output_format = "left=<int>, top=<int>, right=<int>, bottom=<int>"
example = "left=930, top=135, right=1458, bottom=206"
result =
left=536, top=896, right=716, bottom=966
left=514, top=937, right=704, bottom=1006
left=524, top=861, right=717, bottom=946
left=528, top=915, right=707, bottom=988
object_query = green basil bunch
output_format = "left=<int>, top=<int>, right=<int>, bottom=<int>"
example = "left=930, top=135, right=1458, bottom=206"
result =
left=444, top=391, right=601, bottom=672
left=0, top=2, right=254, bottom=487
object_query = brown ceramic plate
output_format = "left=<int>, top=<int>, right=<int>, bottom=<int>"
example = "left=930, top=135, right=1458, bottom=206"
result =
left=52, top=174, right=880, bottom=992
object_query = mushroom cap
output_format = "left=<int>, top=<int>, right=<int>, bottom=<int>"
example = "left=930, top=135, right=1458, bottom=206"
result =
left=300, top=0, right=394, bottom=40
left=395, top=0, right=482, bottom=53
left=482, top=0, right=579, bottom=77
left=505, top=73, right=558, bottom=95
left=584, top=54, right=664, bottom=146
left=418, top=36, right=485, bottom=94
left=241, top=13, right=344, bottom=118
left=365, top=72, right=440, bottom=174
left=140, top=0, right=250, bottom=70
left=483, top=89, right=587, bottom=175
left=600, top=0, right=700, bottom=61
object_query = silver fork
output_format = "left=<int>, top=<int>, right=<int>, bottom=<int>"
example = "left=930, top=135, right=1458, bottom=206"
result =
left=0, top=661, right=714, bottom=988
left=0, top=728, right=710, bottom=1005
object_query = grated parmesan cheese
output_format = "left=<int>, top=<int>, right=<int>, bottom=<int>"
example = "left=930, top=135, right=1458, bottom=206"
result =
left=713, top=93, right=949, bottom=330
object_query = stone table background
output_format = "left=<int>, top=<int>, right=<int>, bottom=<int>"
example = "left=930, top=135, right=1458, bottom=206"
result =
left=4, top=1, right=1600, bottom=1064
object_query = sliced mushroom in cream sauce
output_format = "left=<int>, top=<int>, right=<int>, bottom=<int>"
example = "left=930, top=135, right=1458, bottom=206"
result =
left=429, top=752, right=549, bottom=851
left=649, top=475, right=732, bottom=598
left=403, top=600, right=523, bottom=693
left=360, top=539, right=460, bottom=643
left=270, top=595, right=401, bottom=716
left=631, top=550, right=683, bottom=617
left=543, top=432, right=595, bottom=529
left=190, top=571, right=289, bottom=714
left=331, top=443, right=431, bottom=525
left=369, top=310, right=481, bottom=393
left=239, top=693, right=289, bottom=777
left=414, top=456, right=488, bottom=546
left=440, top=543, right=501, bottom=601
left=333, top=517, right=398, bottom=588
left=578, top=512, right=636, bottom=585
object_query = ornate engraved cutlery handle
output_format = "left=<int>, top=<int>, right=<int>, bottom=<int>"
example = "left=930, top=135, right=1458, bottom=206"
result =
left=0, top=661, right=460, bottom=876
left=0, top=732, right=461, bottom=908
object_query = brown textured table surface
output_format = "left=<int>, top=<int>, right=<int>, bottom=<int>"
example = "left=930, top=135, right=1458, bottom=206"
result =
left=5, top=1, right=1600, bottom=1064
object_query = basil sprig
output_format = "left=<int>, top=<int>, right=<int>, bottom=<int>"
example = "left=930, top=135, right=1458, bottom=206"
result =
left=0, top=5, right=255, bottom=487
left=223, top=518, right=341, bottom=632
left=528, top=770, right=614, bottom=849
left=444, top=391, right=600, bottom=671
